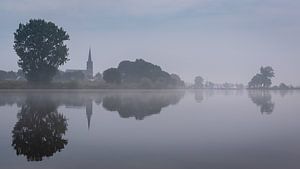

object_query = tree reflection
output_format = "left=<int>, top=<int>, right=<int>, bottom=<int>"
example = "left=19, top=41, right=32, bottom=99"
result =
left=194, top=90, right=204, bottom=103
left=102, top=91, right=184, bottom=120
left=248, top=90, right=275, bottom=114
left=12, top=96, right=68, bottom=161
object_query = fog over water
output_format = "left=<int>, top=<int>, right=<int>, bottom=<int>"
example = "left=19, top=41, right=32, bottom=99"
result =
left=1, top=0, right=300, bottom=85
left=0, top=90, right=300, bottom=169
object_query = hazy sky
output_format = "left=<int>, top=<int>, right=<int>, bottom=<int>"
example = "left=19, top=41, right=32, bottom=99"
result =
left=0, top=0, right=299, bottom=85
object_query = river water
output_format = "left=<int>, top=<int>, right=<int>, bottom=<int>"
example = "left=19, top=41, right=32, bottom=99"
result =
left=0, top=90, right=299, bottom=169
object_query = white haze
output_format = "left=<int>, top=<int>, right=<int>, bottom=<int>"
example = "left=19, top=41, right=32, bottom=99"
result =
left=0, top=0, right=299, bottom=85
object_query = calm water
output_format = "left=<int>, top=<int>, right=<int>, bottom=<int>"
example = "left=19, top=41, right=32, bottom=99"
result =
left=0, top=90, right=299, bottom=169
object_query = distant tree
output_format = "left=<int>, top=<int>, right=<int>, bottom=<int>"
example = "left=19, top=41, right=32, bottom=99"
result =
left=139, top=77, right=153, bottom=88
left=118, top=59, right=170, bottom=83
left=14, top=19, right=70, bottom=83
left=279, top=83, right=290, bottom=89
left=194, top=76, right=204, bottom=88
left=205, top=81, right=215, bottom=89
left=65, top=71, right=85, bottom=81
left=223, top=82, right=234, bottom=89
left=260, top=66, right=275, bottom=78
left=0, top=70, right=7, bottom=80
left=103, top=59, right=184, bottom=88
left=103, top=68, right=121, bottom=84
left=53, top=71, right=86, bottom=82
left=0, top=70, right=17, bottom=80
left=248, top=74, right=263, bottom=88
left=171, top=74, right=185, bottom=88
left=235, top=83, right=244, bottom=89
left=6, top=71, right=17, bottom=80
left=94, top=72, right=102, bottom=81
left=248, top=66, right=275, bottom=88
left=260, top=66, right=274, bottom=87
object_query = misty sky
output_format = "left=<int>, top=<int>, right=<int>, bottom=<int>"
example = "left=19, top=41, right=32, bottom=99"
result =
left=0, top=0, right=299, bottom=85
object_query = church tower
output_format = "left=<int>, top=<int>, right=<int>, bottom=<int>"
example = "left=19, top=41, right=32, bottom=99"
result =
left=86, top=48, right=93, bottom=79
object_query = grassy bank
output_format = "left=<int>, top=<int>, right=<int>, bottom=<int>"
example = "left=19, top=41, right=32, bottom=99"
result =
left=0, top=81, right=185, bottom=89
left=0, top=80, right=299, bottom=90
left=0, top=81, right=111, bottom=89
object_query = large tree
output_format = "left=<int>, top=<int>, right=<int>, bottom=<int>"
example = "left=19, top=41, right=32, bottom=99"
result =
left=248, top=66, right=275, bottom=88
left=103, top=68, right=121, bottom=84
left=102, top=59, right=185, bottom=88
left=194, top=76, right=204, bottom=88
left=14, top=19, right=70, bottom=83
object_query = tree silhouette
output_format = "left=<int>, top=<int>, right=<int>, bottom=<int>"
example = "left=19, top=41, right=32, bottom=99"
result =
left=12, top=96, right=68, bottom=161
left=14, top=19, right=69, bottom=83
left=194, top=76, right=204, bottom=89
left=103, top=68, right=121, bottom=84
left=102, top=59, right=184, bottom=88
left=248, top=66, right=275, bottom=88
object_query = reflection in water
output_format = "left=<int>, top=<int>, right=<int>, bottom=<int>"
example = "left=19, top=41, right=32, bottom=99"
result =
left=0, top=91, right=185, bottom=129
left=0, top=90, right=299, bottom=168
left=194, top=90, right=204, bottom=103
left=193, top=89, right=245, bottom=103
left=1, top=91, right=185, bottom=162
left=248, top=90, right=275, bottom=114
left=274, top=89, right=294, bottom=98
left=102, top=91, right=185, bottom=120
left=86, top=99, right=93, bottom=129
left=11, top=96, right=68, bottom=161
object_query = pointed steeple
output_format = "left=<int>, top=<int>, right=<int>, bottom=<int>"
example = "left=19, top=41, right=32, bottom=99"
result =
left=88, top=47, right=92, bottom=62
left=86, top=47, right=93, bottom=79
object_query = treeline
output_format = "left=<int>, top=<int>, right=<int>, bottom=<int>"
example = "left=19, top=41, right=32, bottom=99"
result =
left=248, top=66, right=295, bottom=90
left=102, top=59, right=185, bottom=89
left=0, top=70, right=25, bottom=81
left=192, top=75, right=244, bottom=89
left=53, top=71, right=102, bottom=82
left=191, top=66, right=297, bottom=90
left=1, top=19, right=298, bottom=89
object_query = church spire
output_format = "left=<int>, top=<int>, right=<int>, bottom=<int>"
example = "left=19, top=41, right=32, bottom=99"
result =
left=86, top=47, right=93, bottom=79
left=88, top=47, right=92, bottom=62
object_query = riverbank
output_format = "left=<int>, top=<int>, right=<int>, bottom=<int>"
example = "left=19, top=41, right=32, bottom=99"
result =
left=0, top=80, right=185, bottom=89
left=0, top=80, right=299, bottom=90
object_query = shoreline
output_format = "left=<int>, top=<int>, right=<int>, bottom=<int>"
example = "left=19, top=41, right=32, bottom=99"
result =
left=0, top=88, right=299, bottom=91
left=0, top=80, right=298, bottom=91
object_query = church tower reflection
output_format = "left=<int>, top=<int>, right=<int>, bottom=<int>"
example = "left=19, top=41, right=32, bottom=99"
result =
left=86, top=99, right=93, bottom=130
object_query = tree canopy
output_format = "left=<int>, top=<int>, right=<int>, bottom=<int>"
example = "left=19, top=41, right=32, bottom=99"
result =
left=103, top=68, right=121, bottom=84
left=248, top=66, right=275, bottom=88
left=14, top=19, right=69, bottom=83
left=194, top=76, right=204, bottom=88
left=103, top=59, right=185, bottom=88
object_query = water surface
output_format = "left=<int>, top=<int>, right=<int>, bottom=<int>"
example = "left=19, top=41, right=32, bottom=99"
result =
left=0, top=90, right=299, bottom=169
